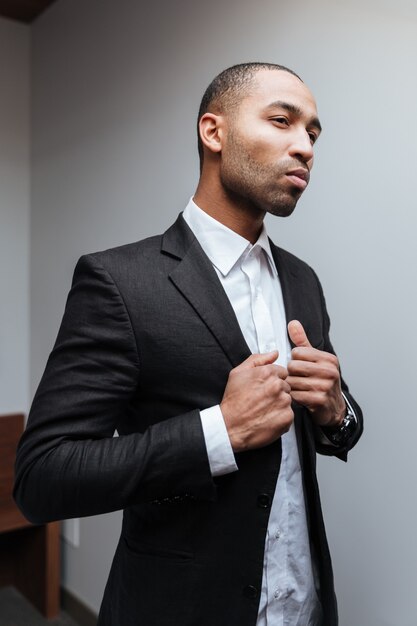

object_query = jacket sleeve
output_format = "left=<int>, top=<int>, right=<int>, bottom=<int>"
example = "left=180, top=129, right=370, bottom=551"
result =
left=311, top=268, right=364, bottom=461
left=14, top=254, right=216, bottom=524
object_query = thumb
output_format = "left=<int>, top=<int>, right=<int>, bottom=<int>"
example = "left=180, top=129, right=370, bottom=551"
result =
left=288, top=320, right=312, bottom=348
left=236, top=350, right=279, bottom=371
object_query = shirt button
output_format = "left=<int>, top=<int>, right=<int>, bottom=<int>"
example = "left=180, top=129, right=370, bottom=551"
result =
left=274, top=529, right=281, bottom=540
left=257, top=493, right=271, bottom=509
left=274, top=589, right=281, bottom=600
left=243, top=585, right=258, bottom=599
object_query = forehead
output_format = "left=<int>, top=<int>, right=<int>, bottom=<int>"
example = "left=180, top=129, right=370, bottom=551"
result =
left=240, top=69, right=318, bottom=117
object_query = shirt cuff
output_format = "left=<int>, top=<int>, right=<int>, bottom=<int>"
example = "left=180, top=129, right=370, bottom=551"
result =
left=200, top=405, right=238, bottom=477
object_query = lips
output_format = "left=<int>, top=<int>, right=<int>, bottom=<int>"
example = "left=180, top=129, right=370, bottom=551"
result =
left=285, top=168, right=310, bottom=190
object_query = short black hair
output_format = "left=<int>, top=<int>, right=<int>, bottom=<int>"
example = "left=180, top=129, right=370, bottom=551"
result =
left=197, top=62, right=301, bottom=167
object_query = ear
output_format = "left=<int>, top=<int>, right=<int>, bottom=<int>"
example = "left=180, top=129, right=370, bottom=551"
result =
left=198, top=112, right=223, bottom=155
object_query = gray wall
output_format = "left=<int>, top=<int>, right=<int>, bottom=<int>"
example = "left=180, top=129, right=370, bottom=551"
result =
left=0, top=17, right=30, bottom=415
left=28, top=0, right=417, bottom=623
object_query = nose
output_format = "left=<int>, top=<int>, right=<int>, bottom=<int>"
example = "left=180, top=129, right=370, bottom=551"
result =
left=289, top=127, right=314, bottom=164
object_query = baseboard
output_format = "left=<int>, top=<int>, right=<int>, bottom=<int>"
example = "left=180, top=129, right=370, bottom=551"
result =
left=60, top=587, right=98, bottom=626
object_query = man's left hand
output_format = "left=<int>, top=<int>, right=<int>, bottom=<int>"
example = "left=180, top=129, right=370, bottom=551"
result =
left=286, top=320, right=346, bottom=428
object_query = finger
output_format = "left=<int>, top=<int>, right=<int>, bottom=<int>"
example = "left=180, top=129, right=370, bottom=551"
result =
left=269, top=375, right=292, bottom=396
left=288, top=360, right=337, bottom=382
left=235, top=350, right=279, bottom=371
left=289, top=347, right=322, bottom=363
left=261, top=364, right=289, bottom=380
left=288, top=320, right=312, bottom=348
left=290, top=389, right=326, bottom=409
left=289, top=389, right=313, bottom=407
left=288, top=359, right=321, bottom=376
left=275, top=365, right=288, bottom=380
left=290, top=349, right=339, bottom=372
left=287, top=375, right=317, bottom=392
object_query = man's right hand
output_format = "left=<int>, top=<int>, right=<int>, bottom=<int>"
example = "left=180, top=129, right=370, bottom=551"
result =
left=220, top=351, right=294, bottom=453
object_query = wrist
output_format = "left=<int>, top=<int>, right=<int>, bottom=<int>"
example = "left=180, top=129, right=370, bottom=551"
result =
left=321, top=399, right=357, bottom=446
left=325, top=401, right=346, bottom=429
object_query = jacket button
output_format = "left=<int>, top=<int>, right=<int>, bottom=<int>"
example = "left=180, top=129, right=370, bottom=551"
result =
left=243, top=585, right=258, bottom=599
left=257, top=493, right=271, bottom=509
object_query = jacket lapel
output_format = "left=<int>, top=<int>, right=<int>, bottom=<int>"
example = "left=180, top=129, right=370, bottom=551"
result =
left=162, top=214, right=251, bottom=368
left=269, top=240, right=310, bottom=467
left=269, top=241, right=301, bottom=342
left=269, top=240, right=324, bottom=347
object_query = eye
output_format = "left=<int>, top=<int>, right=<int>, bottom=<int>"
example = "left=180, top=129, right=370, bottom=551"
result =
left=271, top=116, right=289, bottom=126
left=308, top=131, right=318, bottom=145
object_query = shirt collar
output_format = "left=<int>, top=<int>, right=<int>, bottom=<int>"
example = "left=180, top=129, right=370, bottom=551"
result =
left=182, top=198, right=278, bottom=277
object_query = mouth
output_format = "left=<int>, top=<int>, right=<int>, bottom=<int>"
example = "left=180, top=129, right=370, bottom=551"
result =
left=285, top=168, right=310, bottom=191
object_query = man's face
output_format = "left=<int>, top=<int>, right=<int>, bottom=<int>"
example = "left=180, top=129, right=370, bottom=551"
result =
left=219, top=69, right=321, bottom=217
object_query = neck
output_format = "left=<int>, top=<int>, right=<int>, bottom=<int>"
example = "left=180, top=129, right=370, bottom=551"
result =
left=194, top=176, right=265, bottom=245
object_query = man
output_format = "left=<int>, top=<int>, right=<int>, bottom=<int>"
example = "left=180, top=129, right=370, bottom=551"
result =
left=14, top=63, right=363, bottom=626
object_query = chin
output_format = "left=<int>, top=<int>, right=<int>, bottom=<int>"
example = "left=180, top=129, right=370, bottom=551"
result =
left=265, top=202, right=297, bottom=218
left=259, top=188, right=300, bottom=218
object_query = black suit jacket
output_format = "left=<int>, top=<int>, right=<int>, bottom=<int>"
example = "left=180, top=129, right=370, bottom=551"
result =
left=14, top=214, right=363, bottom=626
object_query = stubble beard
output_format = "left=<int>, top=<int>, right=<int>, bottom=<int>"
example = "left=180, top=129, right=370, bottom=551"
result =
left=220, top=132, right=303, bottom=219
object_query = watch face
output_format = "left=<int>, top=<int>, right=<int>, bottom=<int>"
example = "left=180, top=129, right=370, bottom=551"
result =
left=326, top=410, right=356, bottom=446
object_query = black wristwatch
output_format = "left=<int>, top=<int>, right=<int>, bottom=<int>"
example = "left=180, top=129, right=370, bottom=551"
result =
left=322, top=400, right=357, bottom=447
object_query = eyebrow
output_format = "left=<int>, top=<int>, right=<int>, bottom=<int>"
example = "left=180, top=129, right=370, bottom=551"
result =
left=266, top=100, right=322, bottom=133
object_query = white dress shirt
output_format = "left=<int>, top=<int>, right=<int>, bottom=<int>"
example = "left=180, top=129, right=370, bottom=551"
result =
left=183, top=198, right=323, bottom=626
